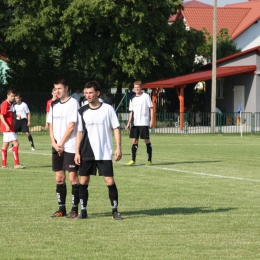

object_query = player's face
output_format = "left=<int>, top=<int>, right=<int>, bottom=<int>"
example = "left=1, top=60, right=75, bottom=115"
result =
left=7, top=93, right=15, bottom=103
left=54, top=84, right=68, bottom=99
left=84, top=87, right=100, bottom=103
left=133, top=84, right=142, bottom=95
left=15, top=96, right=22, bottom=104
left=52, top=90, right=57, bottom=100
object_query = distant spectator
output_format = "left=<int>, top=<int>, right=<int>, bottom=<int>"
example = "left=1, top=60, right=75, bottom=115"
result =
left=72, top=89, right=84, bottom=104
left=215, top=107, right=222, bottom=114
left=103, top=88, right=114, bottom=106
left=45, top=88, right=57, bottom=130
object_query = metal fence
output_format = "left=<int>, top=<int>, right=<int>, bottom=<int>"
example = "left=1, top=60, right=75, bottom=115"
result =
left=11, top=112, right=260, bottom=135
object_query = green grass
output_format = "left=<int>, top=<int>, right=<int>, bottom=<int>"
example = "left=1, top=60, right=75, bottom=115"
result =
left=0, top=134, right=260, bottom=259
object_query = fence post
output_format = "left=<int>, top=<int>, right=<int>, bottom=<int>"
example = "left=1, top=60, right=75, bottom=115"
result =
left=251, top=113, right=255, bottom=134
left=184, top=113, right=188, bottom=134
left=218, top=113, right=222, bottom=134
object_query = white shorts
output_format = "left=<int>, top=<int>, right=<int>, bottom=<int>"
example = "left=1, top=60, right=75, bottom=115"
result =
left=3, top=132, right=17, bottom=143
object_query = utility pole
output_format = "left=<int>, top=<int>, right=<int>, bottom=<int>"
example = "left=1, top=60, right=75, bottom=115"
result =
left=211, top=0, right=217, bottom=133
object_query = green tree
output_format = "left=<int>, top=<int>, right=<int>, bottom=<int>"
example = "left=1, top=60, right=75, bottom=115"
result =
left=197, top=28, right=241, bottom=63
left=0, top=0, right=206, bottom=93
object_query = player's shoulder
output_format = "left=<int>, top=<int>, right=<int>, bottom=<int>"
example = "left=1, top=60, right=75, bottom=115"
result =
left=78, top=104, right=90, bottom=115
left=51, top=98, right=60, bottom=107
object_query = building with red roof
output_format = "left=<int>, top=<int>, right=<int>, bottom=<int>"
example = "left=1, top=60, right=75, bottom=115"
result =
left=169, top=0, right=260, bottom=51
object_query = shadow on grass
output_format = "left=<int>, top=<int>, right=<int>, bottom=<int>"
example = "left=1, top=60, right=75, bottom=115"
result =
left=96, top=207, right=236, bottom=218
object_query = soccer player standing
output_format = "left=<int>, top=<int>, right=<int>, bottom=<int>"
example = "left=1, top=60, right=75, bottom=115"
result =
left=47, top=78, right=80, bottom=218
left=75, top=81, right=123, bottom=220
left=13, top=93, right=36, bottom=151
left=0, top=89, right=26, bottom=169
left=126, top=81, right=154, bottom=166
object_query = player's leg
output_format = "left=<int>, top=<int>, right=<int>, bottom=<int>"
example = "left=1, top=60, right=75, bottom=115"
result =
left=1, top=134, right=9, bottom=168
left=77, top=160, right=93, bottom=219
left=140, top=126, right=152, bottom=166
left=12, top=137, right=26, bottom=169
left=23, top=119, right=35, bottom=150
left=64, top=152, right=79, bottom=218
left=51, top=152, right=67, bottom=217
left=126, top=126, right=139, bottom=165
left=99, top=161, right=123, bottom=220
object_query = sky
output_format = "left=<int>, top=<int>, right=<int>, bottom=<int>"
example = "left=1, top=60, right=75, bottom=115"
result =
left=184, top=0, right=247, bottom=6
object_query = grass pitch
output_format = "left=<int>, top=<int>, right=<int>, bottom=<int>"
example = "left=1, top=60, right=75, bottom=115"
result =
left=0, top=134, right=260, bottom=259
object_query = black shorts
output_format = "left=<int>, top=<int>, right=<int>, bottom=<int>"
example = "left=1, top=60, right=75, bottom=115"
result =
left=130, top=126, right=150, bottom=139
left=52, top=150, right=78, bottom=172
left=15, top=119, right=29, bottom=133
left=79, top=160, right=114, bottom=177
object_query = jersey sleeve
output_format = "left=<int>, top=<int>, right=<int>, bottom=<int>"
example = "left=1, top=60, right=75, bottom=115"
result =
left=77, top=112, right=83, bottom=132
left=46, top=105, right=53, bottom=123
left=129, top=99, right=133, bottom=111
left=109, top=106, right=120, bottom=129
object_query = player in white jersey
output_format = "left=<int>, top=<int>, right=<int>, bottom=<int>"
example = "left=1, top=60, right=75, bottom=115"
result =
left=126, top=81, right=154, bottom=166
left=13, top=94, right=35, bottom=151
left=47, top=77, right=80, bottom=218
left=75, top=81, right=123, bottom=220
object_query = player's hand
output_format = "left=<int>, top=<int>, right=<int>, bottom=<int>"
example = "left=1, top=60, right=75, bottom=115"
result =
left=125, top=124, right=130, bottom=131
left=114, top=148, right=122, bottom=162
left=74, top=153, right=81, bottom=165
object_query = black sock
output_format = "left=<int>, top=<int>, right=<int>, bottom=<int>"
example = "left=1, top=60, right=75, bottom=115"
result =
left=108, top=183, right=118, bottom=214
left=56, top=183, right=67, bottom=212
left=146, top=143, right=152, bottom=162
left=79, top=184, right=88, bottom=211
left=28, top=135, right=35, bottom=148
left=131, top=144, right=138, bottom=161
left=71, top=184, right=79, bottom=213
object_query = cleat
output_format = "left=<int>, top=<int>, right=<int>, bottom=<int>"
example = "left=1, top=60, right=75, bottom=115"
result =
left=112, top=212, right=123, bottom=220
left=8, top=147, right=13, bottom=151
left=146, top=161, right=152, bottom=166
left=50, top=210, right=66, bottom=218
left=31, top=147, right=35, bottom=151
left=1, top=164, right=9, bottom=169
left=14, top=163, right=26, bottom=169
left=126, top=160, right=135, bottom=166
left=77, top=211, right=87, bottom=219
left=66, top=211, right=78, bottom=218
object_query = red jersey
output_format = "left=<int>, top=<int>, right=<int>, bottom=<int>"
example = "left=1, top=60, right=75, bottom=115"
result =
left=46, top=98, right=54, bottom=113
left=1, top=100, right=14, bottom=132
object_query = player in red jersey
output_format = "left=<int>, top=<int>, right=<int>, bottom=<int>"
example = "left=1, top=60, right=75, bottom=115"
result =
left=45, top=87, right=57, bottom=130
left=0, top=89, right=26, bottom=169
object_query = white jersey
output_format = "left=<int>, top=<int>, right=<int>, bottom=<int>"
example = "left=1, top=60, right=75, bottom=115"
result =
left=129, top=92, right=153, bottom=126
left=47, top=97, right=79, bottom=153
left=78, top=103, right=120, bottom=160
left=14, top=102, right=30, bottom=119
left=81, top=98, right=103, bottom=107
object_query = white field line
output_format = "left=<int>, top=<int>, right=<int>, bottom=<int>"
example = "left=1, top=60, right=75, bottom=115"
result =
left=118, top=162, right=260, bottom=183
left=16, top=151, right=260, bottom=183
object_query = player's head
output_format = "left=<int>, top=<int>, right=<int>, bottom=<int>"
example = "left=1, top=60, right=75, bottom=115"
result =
left=133, top=80, right=142, bottom=95
left=6, top=89, right=16, bottom=103
left=15, top=93, right=22, bottom=104
left=53, top=77, right=69, bottom=99
left=84, top=81, right=101, bottom=103
left=51, top=87, right=57, bottom=100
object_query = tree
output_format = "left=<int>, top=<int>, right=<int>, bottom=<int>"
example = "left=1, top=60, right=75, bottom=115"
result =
left=0, top=0, right=206, bottom=93
left=197, top=28, right=241, bottom=63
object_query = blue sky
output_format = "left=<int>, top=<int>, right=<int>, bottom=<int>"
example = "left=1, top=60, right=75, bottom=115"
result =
left=185, top=0, right=246, bottom=7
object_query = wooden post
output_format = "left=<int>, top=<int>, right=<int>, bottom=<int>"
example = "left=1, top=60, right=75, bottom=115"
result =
left=176, top=85, right=185, bottom=130
left=151, top=88, right=160, bottom=127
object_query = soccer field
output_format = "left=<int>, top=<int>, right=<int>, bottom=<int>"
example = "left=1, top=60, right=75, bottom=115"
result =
left=0, top=134, right=259, bottom=259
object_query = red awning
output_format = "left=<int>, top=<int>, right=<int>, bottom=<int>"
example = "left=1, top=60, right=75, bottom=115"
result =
left=142, top=65, right=256, bottom=88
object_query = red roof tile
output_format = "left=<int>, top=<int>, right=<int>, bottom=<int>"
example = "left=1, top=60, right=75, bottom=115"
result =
left=183, top=0, right=212, bottom=7
left=170, top=0, right=260, bottom=40
left=142, top=66, right=256, bottom=89
left=181, top=7, right=250, bottom=38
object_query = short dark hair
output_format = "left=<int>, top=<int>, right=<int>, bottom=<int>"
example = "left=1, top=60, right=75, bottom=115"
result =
left=53, top=77, right=69, bottom=87
left=84, top=81, right=101, bottom=92
left=7, top=89, right=16, bottom=95
left=15, top=93, right=22, bottom=98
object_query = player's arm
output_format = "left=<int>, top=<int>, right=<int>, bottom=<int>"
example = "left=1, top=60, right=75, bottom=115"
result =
left=0, top=114, right=10, bottom=132
left=57, top=122, right=75, bottom=151
left=149, top=107, right=154, bottom=128
left=74, top=131, right=84, bottom=165
left=126, top=111, right=133, bottom=130
left=113, top=127, right=122, bottom=162
left=27, top=112, right=31, bottom=126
